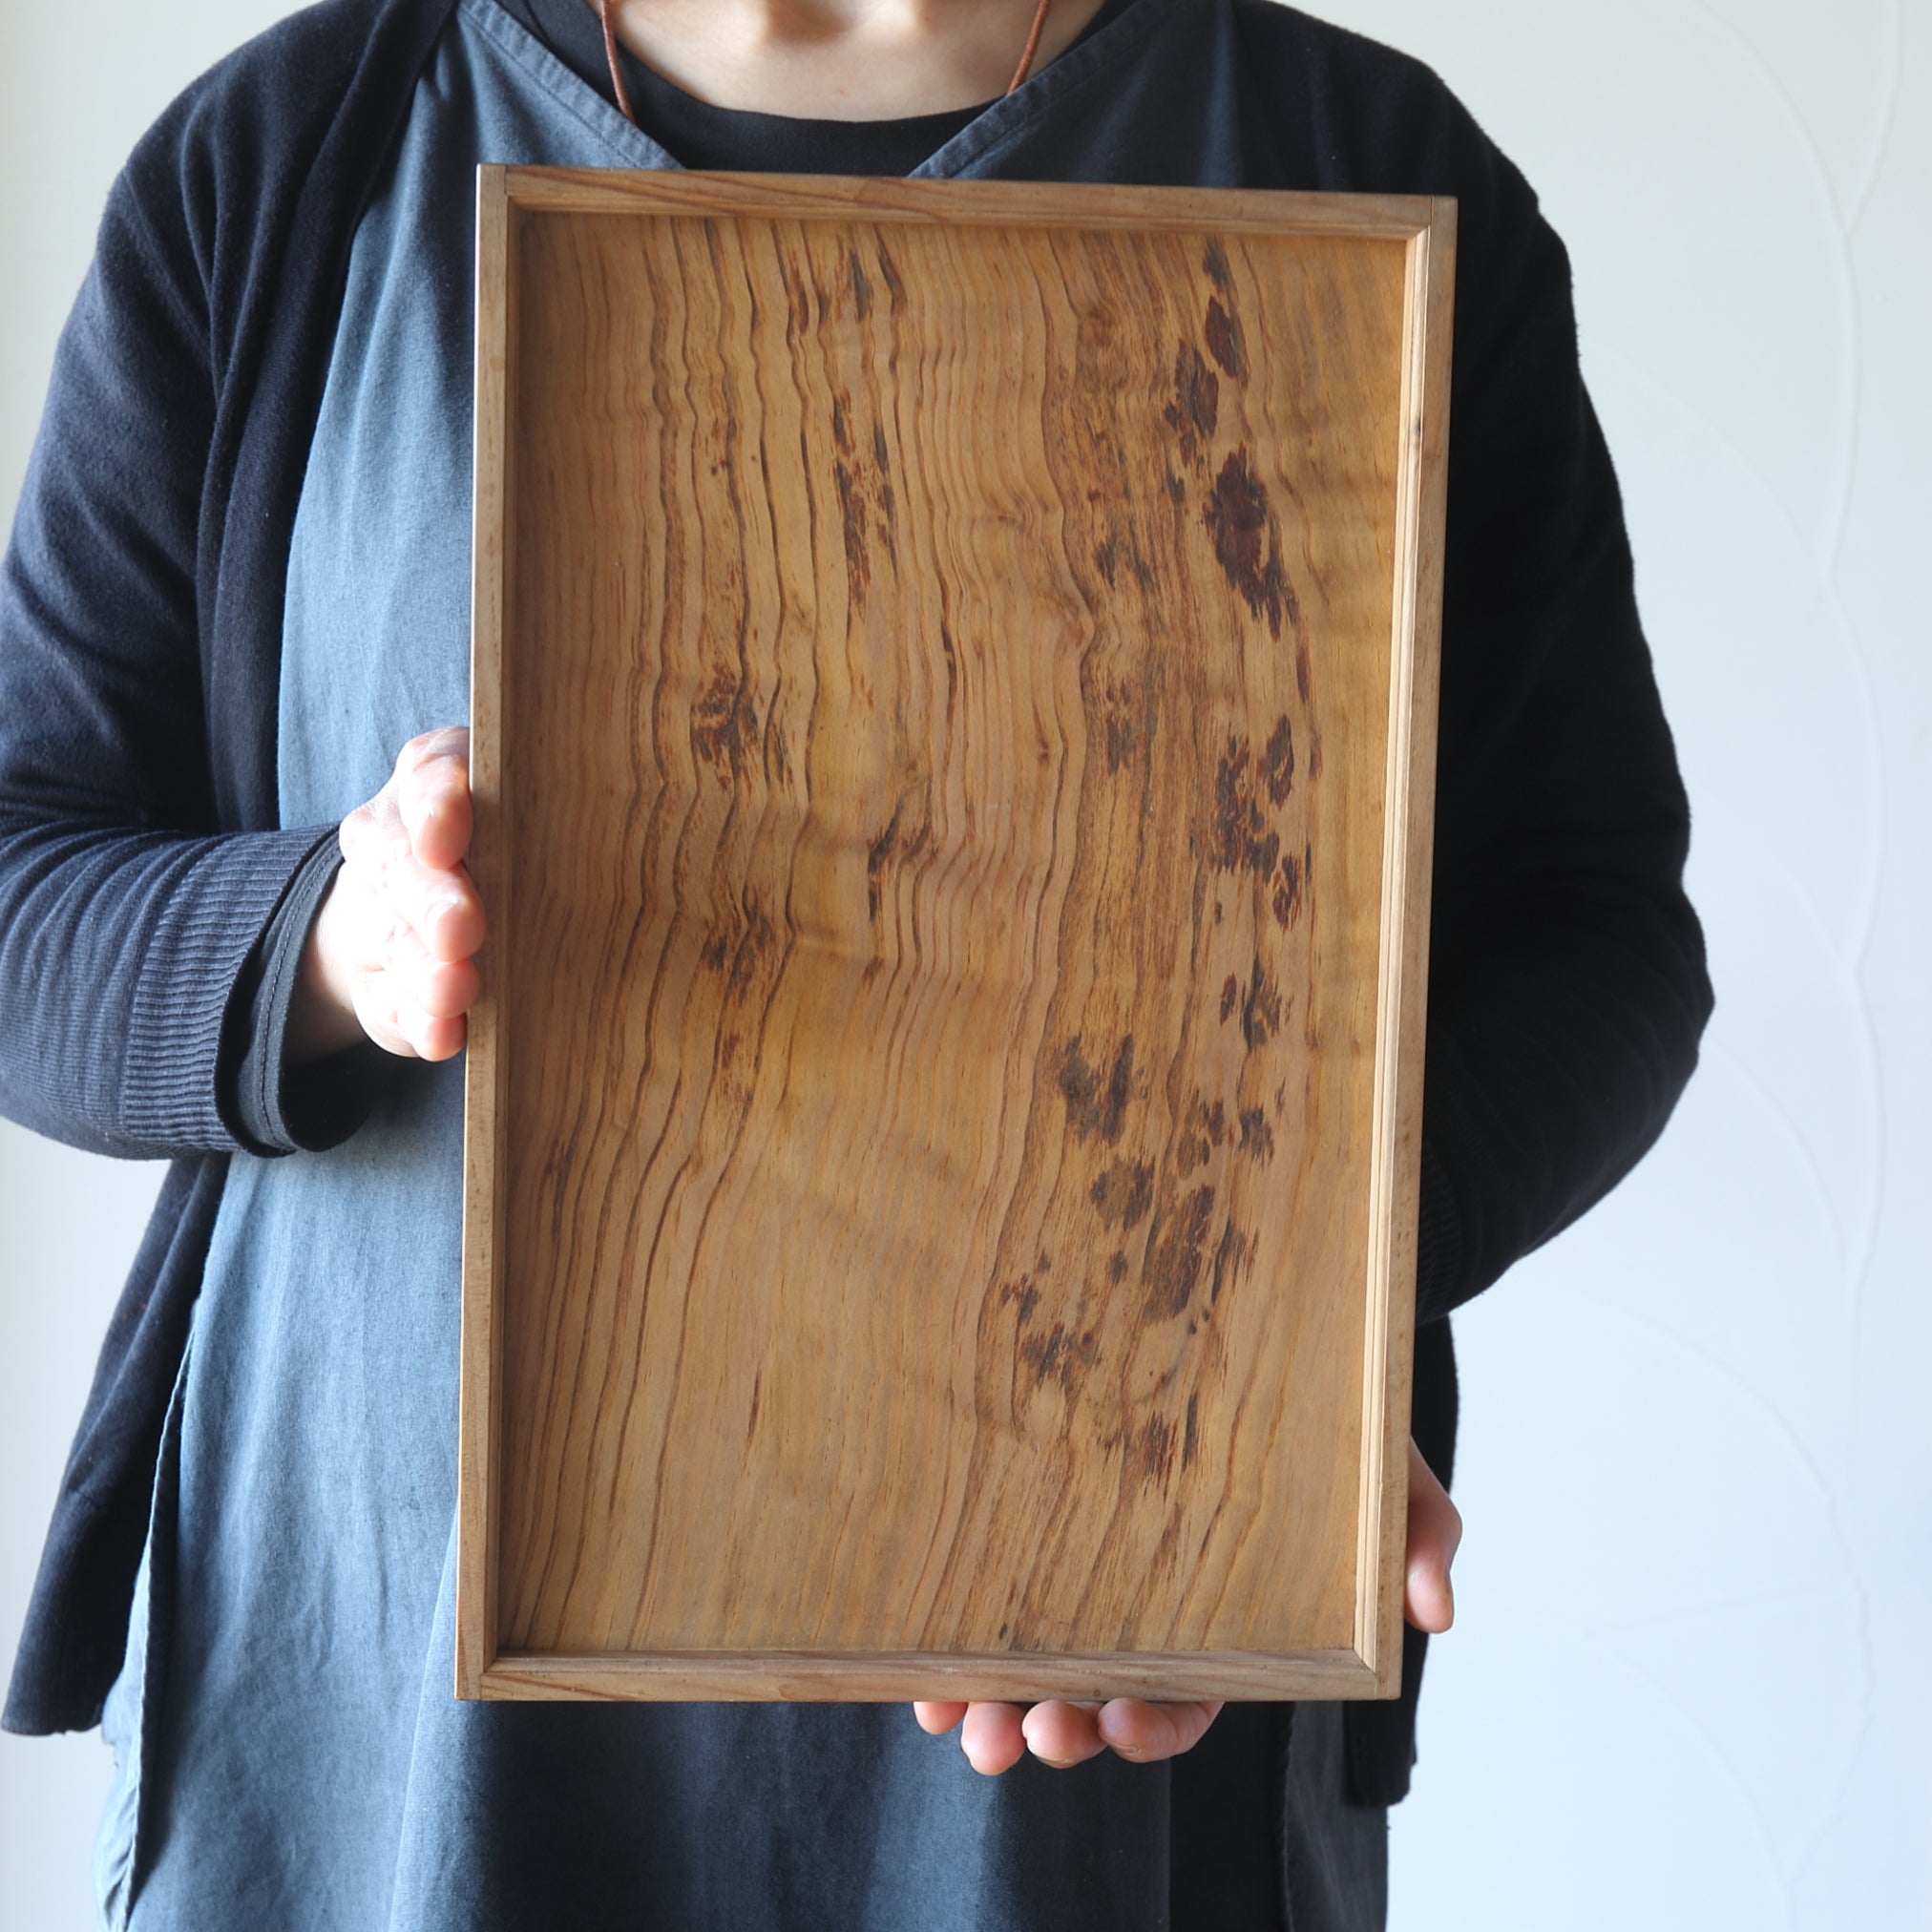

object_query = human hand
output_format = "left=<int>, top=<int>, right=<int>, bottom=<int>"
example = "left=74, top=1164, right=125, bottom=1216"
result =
left=912, top=1436, right=1460, bottom=1775
left=289, top=726, right=484, bottom=1064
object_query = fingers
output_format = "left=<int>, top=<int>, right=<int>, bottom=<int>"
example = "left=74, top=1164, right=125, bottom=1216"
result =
left=1020, top=1702, right=1110, bottom=1771
left=1403, top=1438, right=1462, bottom=1635
left=301, top=728, right=486, bottom=1064
left=912, top=1702, right=969, bottom=1736
left=309, top=897, right=456, bottom=1062
left=1095, top=1699, right=1223, bottom=1762
left=958, top=1703, right=1030, bottom=1775
left=340, top=757, right=483, bottom=966
left=393, top=726, right=473, bottom=875
left=370, top=922, right=476, bottom=1060
left=912, top=1698, right=1224, bottom=1775
left=335, top=817, right=483, bottom=970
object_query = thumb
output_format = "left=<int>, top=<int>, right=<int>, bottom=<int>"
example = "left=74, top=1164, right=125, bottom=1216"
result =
left=1403, top=1438, right=1461, bottom=1634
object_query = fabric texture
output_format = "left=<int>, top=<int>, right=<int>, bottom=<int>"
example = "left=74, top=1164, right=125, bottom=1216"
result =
left=0, top=0, right=1712, bottom=1906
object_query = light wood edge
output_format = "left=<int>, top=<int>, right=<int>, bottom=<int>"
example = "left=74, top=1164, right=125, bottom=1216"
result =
left=477, top=1649, right=1382, bottom=1704
left=1354, top=200, right=1457, bottom=1694
left=497, top=166, right=1441, bottom=241
left=457, top=164, right=515, bottom=1700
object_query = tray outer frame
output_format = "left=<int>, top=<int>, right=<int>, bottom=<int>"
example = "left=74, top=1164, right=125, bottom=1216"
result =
left=458, top=168, right=1455, bottom=1703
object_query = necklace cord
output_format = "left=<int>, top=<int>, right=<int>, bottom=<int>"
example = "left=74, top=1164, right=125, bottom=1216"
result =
left=1007, top=0, right=1055, bottom=94
left=597, top=0, right=1057, bottom=127
left=599, top=0, right=637, bottom=120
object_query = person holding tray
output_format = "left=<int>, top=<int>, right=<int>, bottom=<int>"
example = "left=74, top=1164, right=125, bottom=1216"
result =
left=0, top=0, right=1711, bottom=1925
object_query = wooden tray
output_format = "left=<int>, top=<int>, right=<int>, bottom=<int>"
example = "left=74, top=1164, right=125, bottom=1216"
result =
left=459, top=170, right=1453, bottom=1703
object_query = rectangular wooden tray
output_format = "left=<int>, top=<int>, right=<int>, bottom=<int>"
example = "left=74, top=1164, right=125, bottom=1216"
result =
left=460, top=169, right=1453, bottom=1702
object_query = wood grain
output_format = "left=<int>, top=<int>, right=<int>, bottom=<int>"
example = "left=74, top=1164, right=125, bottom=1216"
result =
left=460, top=172, right=1452, bottom=1700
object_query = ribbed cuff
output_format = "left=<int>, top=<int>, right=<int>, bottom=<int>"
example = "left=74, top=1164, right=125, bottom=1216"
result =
left=224, top=833, right=390, bottom=1154
left=117, top=828, right=346, bottom=1150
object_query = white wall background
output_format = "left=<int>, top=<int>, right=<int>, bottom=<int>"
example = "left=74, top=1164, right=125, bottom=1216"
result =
left=1, top=1, right=1924, bottom=1926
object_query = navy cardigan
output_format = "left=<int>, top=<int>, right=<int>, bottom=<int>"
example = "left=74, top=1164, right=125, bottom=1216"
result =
left=0, top=0, right=1712, bottom=1807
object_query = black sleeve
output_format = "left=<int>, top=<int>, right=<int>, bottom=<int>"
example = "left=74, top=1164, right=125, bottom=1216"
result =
left=225, top=839, right=393, bottom=1154
left=0, top=138, right=381, bottom=1161
left=1407, top=100, right=1714, bottom=1321
left=1234, top=10, right=1713, bottom=1325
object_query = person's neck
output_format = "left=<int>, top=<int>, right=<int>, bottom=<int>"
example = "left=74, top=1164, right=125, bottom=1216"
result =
left=591, top=0, right=1107, bottom=119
